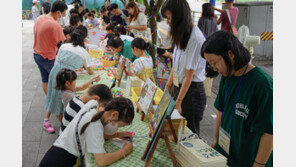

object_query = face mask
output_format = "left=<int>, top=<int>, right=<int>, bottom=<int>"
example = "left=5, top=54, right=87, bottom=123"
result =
left=103, top=120, right=118, bottom=135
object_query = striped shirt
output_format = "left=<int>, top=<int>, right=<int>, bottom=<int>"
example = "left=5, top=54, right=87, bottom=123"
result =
left=59, top=97, right=85, bottom=135
left=61, top=90, right=76, bottom=109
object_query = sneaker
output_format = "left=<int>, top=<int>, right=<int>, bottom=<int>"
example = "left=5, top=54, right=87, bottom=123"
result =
left=43, top=120, right=55, bottom=134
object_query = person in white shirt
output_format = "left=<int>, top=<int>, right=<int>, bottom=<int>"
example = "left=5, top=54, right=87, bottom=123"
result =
left=64, top=0, right=78, bottom=26
left=39, top=98, right=135, bottom=167
left=128, top=38, right=155, bottom=83
left=32, top=0, right=40, bottom=23
left=162, top=0, right=207, bottom=136
left=125, top=1, right=147, bottom=32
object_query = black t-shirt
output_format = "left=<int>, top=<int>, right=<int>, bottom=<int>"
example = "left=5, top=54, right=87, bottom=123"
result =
left=42, top=2, right=51, bottom=14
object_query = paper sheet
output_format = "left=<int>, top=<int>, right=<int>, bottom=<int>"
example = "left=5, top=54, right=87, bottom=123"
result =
left=110, top=138, right=136, bottom=148
left=171, top=109, right=185, bottom=120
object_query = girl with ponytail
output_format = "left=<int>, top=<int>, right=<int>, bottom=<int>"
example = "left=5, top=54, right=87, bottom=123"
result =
left=44, top=25, right=94, bottom=132
left=55, top=68, right=100, bottom=109
left=39, top=97, right=135, bottom=167
left=128, top=37, right=156, bottom=83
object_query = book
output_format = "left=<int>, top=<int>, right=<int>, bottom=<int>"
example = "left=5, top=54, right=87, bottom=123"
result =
left=176, top=137, right=227, bottom=167
left=138, top=78, right=158, bottom=115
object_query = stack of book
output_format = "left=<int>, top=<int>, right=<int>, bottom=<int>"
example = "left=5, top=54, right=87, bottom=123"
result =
left=177, top=137, right=227, bottom=167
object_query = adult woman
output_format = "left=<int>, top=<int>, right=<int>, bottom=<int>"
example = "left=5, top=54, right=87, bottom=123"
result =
left=39, top=98, right=135, bottom=167
left=201, top=31, right=273, bottom=167
left=198, top=3, right=218, bottom=38
left=161, top=0, right=207, bottom=136
left=32, top=0, right=40, bottom=23
left=45, top=26, right=94, bottom=127
left=125, top=2, right=147, bottom=33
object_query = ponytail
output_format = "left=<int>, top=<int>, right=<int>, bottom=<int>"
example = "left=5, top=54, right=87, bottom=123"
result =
left=71, top=25, right=87, bottom=48
left=55, top=68, right=77, bottom=90
left=80, top=110, right=105, bottom=135
left=131, top=37, right=151, bottom=51
left=80, top=97, right=135, bottom=135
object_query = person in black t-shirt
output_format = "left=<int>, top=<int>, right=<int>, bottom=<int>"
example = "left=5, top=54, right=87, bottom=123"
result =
left=42, top=0, right=51, bottom=15
left=108, top=3, right=129, bottom=26
left=100, top=6, right=110, bottom=26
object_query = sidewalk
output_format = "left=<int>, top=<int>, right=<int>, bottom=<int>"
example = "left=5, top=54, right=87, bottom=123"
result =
left=22, top=17, right=272, bottom=167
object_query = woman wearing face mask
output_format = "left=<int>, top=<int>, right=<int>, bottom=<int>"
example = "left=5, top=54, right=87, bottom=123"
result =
left=201, top=31, right=273, bottom=167
left=39, top=97, right=135, bottom=167
left=162, top=0, right=207, bottom=136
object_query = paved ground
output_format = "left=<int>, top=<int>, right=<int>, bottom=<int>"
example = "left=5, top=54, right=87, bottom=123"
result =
left=22, top=11, right=273, bottom=166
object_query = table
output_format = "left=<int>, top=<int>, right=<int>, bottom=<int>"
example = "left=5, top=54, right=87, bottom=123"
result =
left=75, top=71, right=178, bottom=167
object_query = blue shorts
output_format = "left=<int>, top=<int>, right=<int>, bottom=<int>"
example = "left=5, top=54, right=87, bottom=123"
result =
left=33, top=53, right=55, bottom=83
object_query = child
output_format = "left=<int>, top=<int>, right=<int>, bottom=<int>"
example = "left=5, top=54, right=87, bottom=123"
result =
left=107, top=35, right=138, bottom=63
left=86, top=13, right=99, bottom=27
left=57, top=26, right=74, bottom=49
left=113, top=24, right=134, bottom=42
left=55, top=68, right=101, bottom=110
left=70, top=13, right=82, bottom=27
left=100, top=6, right=110, bottom=26
left=60, top=82, right=113, bottom=135
left=105, top=22, right=116, bottom=34
left=39, top=98, right=135, bottom=167
left=129, top=38, right=156, bottom=83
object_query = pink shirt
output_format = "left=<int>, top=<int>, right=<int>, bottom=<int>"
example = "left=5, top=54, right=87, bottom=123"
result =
left=218, top=7, right=239, bottom=32
left=33, top=15, right=66, bottom=60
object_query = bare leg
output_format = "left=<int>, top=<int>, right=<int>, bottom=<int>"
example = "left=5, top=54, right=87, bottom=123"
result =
left=44, top=111, right=51, bottom=120
left=42, top=82, right=51, bottom=120
left=42, top=83, right=48, bottom=95
left=56, top=113, right=63, bottom=123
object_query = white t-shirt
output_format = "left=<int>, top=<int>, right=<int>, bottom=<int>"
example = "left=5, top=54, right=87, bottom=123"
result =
left=54, top=100, right=106, bottom=157
left=120, top=35, right=134, bottom=42
left=56, top=43, right=92, bottom=67
left=130, top=12, right=147, bottom=27
left=132, top=56, right=153, bottom=75
left=173, top=26, right=206, bottom=83
left=65, top=4, right=75, bottom=26
left=32, top=6, right=38, bottom=16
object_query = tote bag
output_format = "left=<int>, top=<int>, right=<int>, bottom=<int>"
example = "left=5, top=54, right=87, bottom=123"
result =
left=226, top=9, right=238, bottom=36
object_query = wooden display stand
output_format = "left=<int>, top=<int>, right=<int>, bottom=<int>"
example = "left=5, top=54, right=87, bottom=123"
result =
left=135, top=100, right=157, bottom=122
left=141, top=116, right=178, bottom=167
left=111, top=65, right=126, bottom=88
left=135, top=101, right=146, bottom=121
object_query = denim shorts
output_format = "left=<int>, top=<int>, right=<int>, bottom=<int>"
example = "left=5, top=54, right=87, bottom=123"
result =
left=33, top=53, right=55, bottom=83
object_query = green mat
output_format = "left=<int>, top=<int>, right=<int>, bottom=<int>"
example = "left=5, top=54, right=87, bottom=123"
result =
left=75, top=71, right=177, bottom=167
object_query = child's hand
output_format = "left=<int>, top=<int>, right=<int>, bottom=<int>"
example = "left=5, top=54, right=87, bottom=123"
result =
left=91, top=75, right=101, bottom=83
left=117, top=131, right=133, bottom=141
left=122, top=142, right=133, bottom=155
left=76, top=67, right=83, bottom=72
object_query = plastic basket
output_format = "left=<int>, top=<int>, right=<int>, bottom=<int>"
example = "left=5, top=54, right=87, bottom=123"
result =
left=102, top=60, right=116, bottom=67
left=130, top=87, right=164, bottom=105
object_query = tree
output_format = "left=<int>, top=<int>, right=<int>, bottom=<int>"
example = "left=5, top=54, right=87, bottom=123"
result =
left=143, top=0, right=164, bottom=67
